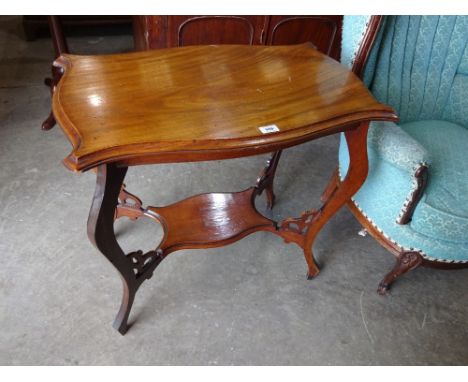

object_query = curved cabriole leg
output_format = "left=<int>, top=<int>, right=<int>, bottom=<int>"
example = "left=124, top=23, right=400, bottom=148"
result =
left=302, top=122, right=370, bottom=278
left=42, top=110, right=57, bottom=131
left=377, top=251, right=423, bottom=295
left=320, top=167, right=339, bottom=203
left=42, top=76, right=57, bottom=130
left=304, top=247, right=320, bottom=279
left=87, top=164, right=163, bottom=335
left=42, top=65, right=64, bottom=131
left=42, top=16, right=68, bottom=131
left=256, top=150, right=282, bottom=209
left=113, top=281, right=136, bottom=334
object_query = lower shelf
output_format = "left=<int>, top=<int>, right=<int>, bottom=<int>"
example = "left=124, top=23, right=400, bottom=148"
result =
left=146, top=188, right=276, bottom=253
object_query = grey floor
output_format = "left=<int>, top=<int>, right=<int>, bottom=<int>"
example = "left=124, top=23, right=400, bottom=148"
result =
left=0, top=16, right=467, bottom=366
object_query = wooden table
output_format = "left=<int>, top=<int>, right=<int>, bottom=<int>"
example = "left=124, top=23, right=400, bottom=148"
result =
left=51, top=43, right=397, bottom=334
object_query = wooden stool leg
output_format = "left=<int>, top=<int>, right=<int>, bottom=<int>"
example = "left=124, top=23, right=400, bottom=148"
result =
left=377, top=251, right=423, bottom=295
left=256, top=150, right=282, bottom=209
left=87, top=164, right=163, bottom=335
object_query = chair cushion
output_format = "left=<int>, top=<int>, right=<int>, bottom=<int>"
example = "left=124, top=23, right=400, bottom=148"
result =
left=402, top=120, right=468, bottom=243
left=368, top=120, right=430, bottom=174
left=338, top=120, right=468, bottom=263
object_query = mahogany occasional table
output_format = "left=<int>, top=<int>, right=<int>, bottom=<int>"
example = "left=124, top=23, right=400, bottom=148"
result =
left=50, top=43, right=397, bottom=334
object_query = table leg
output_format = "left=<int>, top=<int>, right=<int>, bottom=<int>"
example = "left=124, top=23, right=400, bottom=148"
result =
left=85, top=122, right=369, bottom=333
left=274, top=122, right=370, bottom=278
left=255, top=150, right=282, bottom=209
left=87, top=163, right=163, bottom=334
left=42, top=64, right=63, bottom=130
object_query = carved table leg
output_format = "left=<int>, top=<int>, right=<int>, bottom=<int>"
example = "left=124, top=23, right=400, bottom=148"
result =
left=87, top=164, right=163, bottom=334
left=42, top=64, right=63, bottom=130
left=377, top=251, right=423, bottom=295
left=42, top=16, right=68, bottom=131
left=320, top=167, right=339, bottom=202
left=306, top=123, right=370, bottom=276
left=255, top=150, right=282, bottom=209
left=280, top=123, right=370, bottom=278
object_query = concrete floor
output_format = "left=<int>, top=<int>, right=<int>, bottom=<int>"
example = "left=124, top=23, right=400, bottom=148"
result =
left=0, top=16, right=467, bottom=365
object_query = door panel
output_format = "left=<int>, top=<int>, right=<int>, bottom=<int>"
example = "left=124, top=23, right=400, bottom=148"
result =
left=171, top=16, right=266, bottom=46
left=267, top=16, right=342, bottom=60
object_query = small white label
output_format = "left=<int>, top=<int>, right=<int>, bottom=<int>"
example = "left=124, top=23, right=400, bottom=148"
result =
left=258, top=124, right=280, bottom=134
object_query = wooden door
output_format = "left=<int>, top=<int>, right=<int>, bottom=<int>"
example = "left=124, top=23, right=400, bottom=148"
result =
left=133, top=16, right=267, bottom=50
left=266, top=16, right=342, bottom=60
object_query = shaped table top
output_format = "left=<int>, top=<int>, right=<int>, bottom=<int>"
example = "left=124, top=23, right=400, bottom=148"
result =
left=52, top=43, right=397, bottom=171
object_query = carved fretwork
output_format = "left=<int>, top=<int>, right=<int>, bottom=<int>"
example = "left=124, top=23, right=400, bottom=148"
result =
left=88, top=164, right=165, bottom=335
left=378, top=251, right=423, bottom=295
left=255, top=150, right=282, bottom=209
left=272, top=210, right=322, bottom=269
left=86, top=122, right=372, bottom=334
left=127, top=249, right=163, bottom=278
left=271, top=207, right=322, bottom=279
left=279, top=209, right=319, bottom=235
left=115, top=184, right=145, bottom=221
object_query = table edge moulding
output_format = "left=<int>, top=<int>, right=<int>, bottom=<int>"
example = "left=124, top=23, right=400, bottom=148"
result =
left=50, top=43, right=397, bottom=334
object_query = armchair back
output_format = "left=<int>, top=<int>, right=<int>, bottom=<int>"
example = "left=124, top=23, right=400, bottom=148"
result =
left=348, top=16, right=468, bottom=127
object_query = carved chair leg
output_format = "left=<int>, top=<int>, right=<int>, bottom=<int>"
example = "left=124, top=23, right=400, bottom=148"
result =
left=377, top=251, right=423, bottom=295
left=87, top=164, right=163, bottom=334
left=303, top=123, right=370, bottom=278
left=255, top=150, right=282, bottom=209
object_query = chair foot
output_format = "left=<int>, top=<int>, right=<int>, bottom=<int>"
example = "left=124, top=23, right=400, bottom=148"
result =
left=377, top=251, right=423, bottom=295
left=377, top=281, right=390, bottom=295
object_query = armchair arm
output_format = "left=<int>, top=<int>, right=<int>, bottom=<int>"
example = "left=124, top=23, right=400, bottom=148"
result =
left=367, top=121, right=431, bottom=224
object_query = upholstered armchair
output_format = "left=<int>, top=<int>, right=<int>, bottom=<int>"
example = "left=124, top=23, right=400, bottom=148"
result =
left=336, top=15, right=468, bottom=293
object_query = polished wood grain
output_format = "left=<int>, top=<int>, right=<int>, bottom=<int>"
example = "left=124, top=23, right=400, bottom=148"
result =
left=54, top=42, right=399, bottom=333
left=52, top=43, right=396, bottom=172
left=132, top=16, right=342, bottom=60
left=146, top=188, right=275, bottom=253
left=86, top=122, right=377, bottom=334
